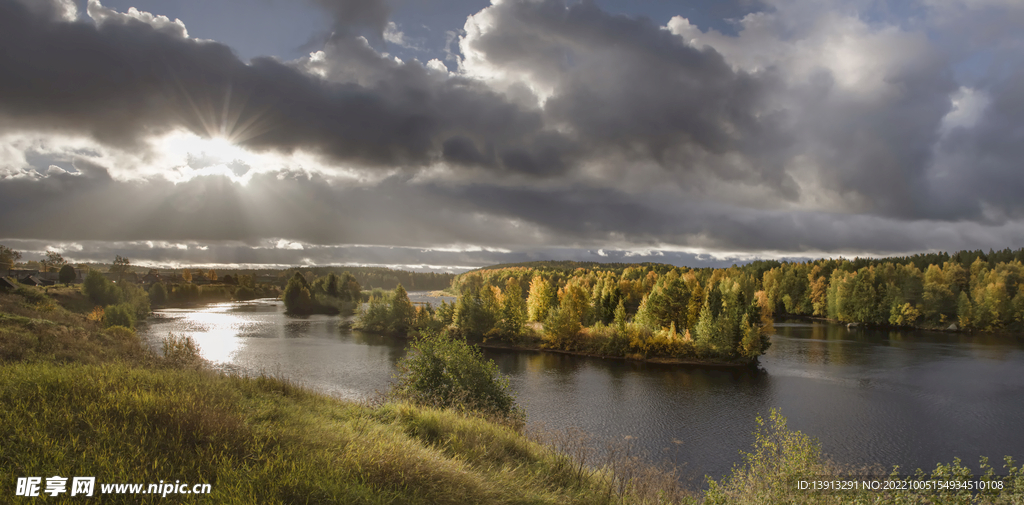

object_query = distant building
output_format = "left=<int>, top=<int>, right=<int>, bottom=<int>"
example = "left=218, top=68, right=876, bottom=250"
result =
left=19, top=275, right=53, bottom=287
left=102, top=271, right=139, bottom=284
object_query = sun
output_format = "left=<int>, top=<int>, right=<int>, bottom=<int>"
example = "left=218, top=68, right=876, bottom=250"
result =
left=164, top=131, right=250, bottom=165
left=155, top=130, right=260, bottom=185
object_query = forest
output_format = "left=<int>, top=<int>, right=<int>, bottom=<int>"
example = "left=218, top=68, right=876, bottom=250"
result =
left=351, top=247, right=1024, bottom=366
left=454, top=247, right=1024, bottom=334
left=742, top=248, right=1024, bottom=332
left=356, top=264, right=775, bottom=364
left=282, top=271, right=362, bottom=315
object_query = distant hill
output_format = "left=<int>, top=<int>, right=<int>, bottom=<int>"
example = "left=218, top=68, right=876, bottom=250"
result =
left=466, top=260, right=676, bottom=275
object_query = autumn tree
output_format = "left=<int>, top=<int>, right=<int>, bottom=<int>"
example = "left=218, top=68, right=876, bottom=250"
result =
left=807, top=265, right=829, bottom=316
left=0, top=245, right=20, bottom=272
left=922, top=264, right=955, bottom=324
left=42, top=250, right=67, bottom=273
left=544, top=278, right=589, bottom=350
left=389, top=284, right=417, bottom=334
left=497, top=277, right=527, bottom=339
left=526, top=275, right=555, bottom=322
left=182, top=268, right=192, bottom=283
left=110, top=255, right=131, bottom=283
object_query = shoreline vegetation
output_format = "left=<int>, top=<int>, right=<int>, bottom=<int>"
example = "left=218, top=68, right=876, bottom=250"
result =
left=341, top=249, right=1024, bottom=369
left=351, top=269, right=775, bottom=367
left=1, top=283, right=1022, bottom=504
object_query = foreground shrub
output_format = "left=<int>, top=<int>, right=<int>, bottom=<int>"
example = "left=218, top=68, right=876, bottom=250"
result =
left=161, top=334, right=203, bottom=369
left=704, top=409, right=1024, bottom=505
left=103, top=303, right=135, bottom=329
left=390, top=330, right=523, bottom=424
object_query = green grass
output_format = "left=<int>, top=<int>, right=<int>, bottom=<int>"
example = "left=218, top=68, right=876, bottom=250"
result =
left=0, top=288, right=691, bottom=504
left=1, top=360, right=699, bottom=504
left=1, top=363, right=640, bottom=504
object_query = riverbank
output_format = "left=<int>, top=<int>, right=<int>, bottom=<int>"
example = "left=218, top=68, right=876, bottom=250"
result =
left=777, top=313, right=1024, bottom=340
left=472, top=338, right=758, bottom=368
left=1, top=288, right=691, bottom=504
left=351, top=319, right=757, bottom=368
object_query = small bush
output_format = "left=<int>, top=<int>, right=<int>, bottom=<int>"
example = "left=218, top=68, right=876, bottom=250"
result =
left=161, top=334, right=203, bottom=368
left=390, top=331, right=523, bottom=424
left=103, top=303, right=135, bottom=329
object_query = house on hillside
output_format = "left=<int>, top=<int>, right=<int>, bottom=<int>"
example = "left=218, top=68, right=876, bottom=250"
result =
left=0, top=277, right=16, bottom=291
left=19, top=275, right=54, bottom=287
left=141, top=271, right=163, bottom=286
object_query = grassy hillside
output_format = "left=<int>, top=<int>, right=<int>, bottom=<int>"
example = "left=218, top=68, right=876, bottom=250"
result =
left=0, top=287, right=689, bottom=504
left=3, top=363, right=652, bottom=504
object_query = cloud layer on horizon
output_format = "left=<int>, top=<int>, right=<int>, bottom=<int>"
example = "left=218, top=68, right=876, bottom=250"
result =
left=2, top=0, right=1023, bottom=269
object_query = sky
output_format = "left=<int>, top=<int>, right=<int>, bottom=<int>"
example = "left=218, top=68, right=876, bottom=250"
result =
left=1, top=0, right=1023, bottom=272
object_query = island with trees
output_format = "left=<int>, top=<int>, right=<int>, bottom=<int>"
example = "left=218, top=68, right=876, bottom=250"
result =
left=353, top=263, right=776, bottom=366
left=348, top=248, right=1024, bottom=367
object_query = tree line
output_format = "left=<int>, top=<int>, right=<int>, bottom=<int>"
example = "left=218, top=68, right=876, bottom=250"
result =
left=282, top=271, right=362, bottom=314
left=358, top=264, right=775, bottom=364
left=283, top=267, right=454, bottom=291
left=755, top=256, right=1024, bottom=331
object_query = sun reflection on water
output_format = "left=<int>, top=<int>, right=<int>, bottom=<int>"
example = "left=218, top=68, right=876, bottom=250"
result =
left=154, top=302, right=272, bottom=364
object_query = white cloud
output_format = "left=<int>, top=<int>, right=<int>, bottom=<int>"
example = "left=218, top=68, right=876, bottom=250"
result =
left=384, top=21, right=417, bottom=49
left=426, top=58, right=449, bottom=75
left=666, top=5, right=933, bottom=97
left=86, top=0, right=189, bottom=39
left=939, top=87, right=991, bottom=135
left=275, top=239, right=305, bottom=250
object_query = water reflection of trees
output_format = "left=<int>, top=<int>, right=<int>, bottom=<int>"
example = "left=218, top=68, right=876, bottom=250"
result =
left=343, top=330, right=408, bottom=366
left=772, top=321, right=1023, bottom=367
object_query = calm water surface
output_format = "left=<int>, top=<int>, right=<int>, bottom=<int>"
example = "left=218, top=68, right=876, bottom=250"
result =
left=141, top=296, right=1024, bottom=483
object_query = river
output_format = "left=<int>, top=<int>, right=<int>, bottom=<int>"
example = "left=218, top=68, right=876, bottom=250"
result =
left=139, top=295, right=1024, bottom=485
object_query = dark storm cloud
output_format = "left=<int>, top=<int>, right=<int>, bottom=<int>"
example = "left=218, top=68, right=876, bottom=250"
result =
left=928, top=68, right=1024, bottom=221
left=0, top=0, right=559, bottom=174
left=792, top=49, right=959, bottom=220
left=424, top=181, right=1024, bottom=255
left=464, top=0, right=787, bottom=187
